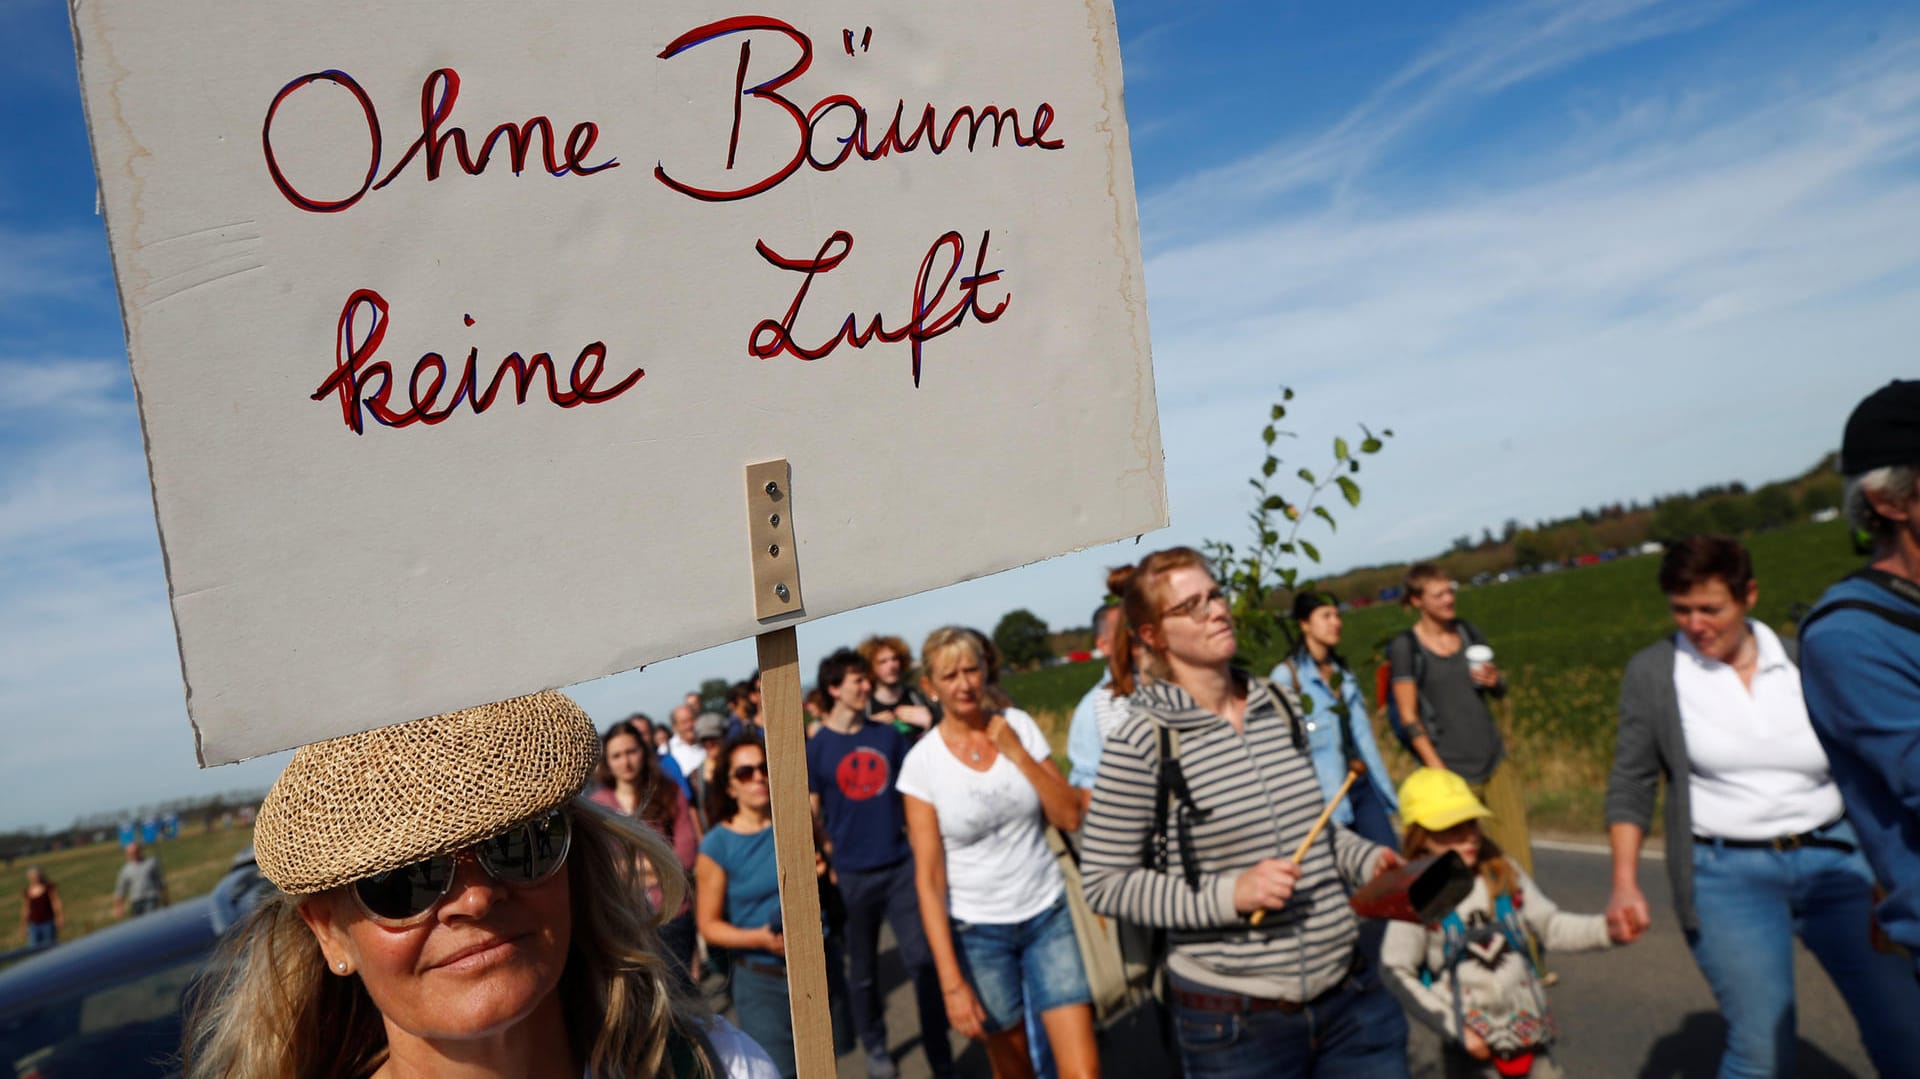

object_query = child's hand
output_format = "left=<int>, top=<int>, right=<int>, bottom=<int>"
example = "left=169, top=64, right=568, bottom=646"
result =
left=1371, top=848, right=1404, bottom=880
left=1606, top=882, right=1651, bottom=943
left=1463, top=1030, right=1492, bottom=1061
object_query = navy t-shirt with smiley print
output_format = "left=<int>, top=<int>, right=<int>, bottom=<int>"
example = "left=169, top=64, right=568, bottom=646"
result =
left=808, top=721, right=912, bottom=872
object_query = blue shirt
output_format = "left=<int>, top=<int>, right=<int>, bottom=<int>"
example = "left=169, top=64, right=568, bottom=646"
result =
left=1802, top=575, right=1920, bottom=955
left=807, top=721, right=912, bottom=872
left=697, top=824, right=781, bottom=960
left=1270, top=652, right=1398, bottom=826
left=656, top=751, right=693, bottom=803
left=1066, top=674, right=1113, bottom=788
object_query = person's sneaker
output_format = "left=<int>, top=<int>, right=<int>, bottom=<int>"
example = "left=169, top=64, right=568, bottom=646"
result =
left=865, top=1047, right=898, bottom=1079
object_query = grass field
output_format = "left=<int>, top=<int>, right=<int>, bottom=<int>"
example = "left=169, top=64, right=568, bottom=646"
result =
left=2, top=825, right=255, bottom=952
left=1005, top=518, right=1862, bottom=834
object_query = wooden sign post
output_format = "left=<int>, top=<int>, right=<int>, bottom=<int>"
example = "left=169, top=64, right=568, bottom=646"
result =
left=745, top=459, right=834, bottom=1075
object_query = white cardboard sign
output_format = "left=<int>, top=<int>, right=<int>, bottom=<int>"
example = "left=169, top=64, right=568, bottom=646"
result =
left=72, top=1, right=1164, bottom=765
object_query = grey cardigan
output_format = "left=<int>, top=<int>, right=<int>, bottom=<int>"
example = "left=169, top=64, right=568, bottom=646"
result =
left=1605, top=633, right=1800, bottom=930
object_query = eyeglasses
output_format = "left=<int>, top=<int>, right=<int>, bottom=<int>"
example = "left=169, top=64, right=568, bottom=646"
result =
left=731, top=762, right=770, bottom=782
left=1159, top=587, right=1228, bottom=623
left=350, top=810, right=571, bottom=926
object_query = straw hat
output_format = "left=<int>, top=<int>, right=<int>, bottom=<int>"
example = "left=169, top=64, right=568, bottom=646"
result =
left=254, top=690, right=599, bottom=895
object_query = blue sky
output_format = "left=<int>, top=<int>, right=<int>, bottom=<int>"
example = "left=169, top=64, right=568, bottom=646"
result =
left=4, top=0, right=1916, bottom=830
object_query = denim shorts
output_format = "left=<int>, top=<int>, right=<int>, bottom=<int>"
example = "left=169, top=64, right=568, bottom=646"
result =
left=951, top=896, right=1091, bottom=1033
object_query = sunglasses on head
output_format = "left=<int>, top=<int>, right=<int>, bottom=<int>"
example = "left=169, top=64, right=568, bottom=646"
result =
left=731, top=761, right=769, bottom=782
left=350, top=809, right=572, bottom=926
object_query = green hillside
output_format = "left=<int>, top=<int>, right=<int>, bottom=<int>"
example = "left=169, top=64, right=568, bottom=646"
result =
left=1006, top=518, right=1862, bottom=833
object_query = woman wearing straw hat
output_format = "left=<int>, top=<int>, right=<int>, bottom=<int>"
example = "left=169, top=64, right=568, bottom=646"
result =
left=185, top=690, right=776, bottom=1079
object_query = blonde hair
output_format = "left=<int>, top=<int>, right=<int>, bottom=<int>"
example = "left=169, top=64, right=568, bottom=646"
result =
left=921, top=625, right=988, bottom=680
left=1107, top=547, right=1212, bottom=695
left=185, top=800, right=713, bottom=1079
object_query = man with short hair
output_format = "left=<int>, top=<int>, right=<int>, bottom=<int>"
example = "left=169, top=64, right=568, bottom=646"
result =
left=807, top=649, right=953, bottom=1079
left=725, top=681, right=762, bottom=741
left=667, top=704, right=708, bottom=779
left=1066, top=601, right=1131, bottom=807
left=690, top=712, right=729, bottom=824
left=112, top=842, right=168, bottom=919
left=1802, top=380, right=1920, bottom=978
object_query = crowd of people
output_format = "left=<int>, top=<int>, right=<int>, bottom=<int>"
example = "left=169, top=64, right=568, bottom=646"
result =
left=165, top=380, right=1920, bottom=1079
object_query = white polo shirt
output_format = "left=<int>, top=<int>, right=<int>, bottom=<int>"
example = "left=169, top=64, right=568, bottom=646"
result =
left=1674, top=621, right=1842, bottom=840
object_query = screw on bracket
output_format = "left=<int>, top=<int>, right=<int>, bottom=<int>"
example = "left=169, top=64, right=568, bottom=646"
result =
left=775, top=582, right=791, bottom=601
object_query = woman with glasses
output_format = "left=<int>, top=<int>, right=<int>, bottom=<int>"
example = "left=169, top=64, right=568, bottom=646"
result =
left=900, top=626, right=1096, bottom=1079
left=1389, top=562, right=1531, bottom=874
left=1080, top=547, right=1407, bottom=1079
left=697, top=736, right=803, bottom=1078
left=185, top=690, right=775, bottom=1079
left=593, top=720, right=701, bottom=985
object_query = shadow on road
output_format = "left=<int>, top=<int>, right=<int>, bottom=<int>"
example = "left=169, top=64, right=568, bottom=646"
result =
left=1636, top=1012, right=1860, bottom=1078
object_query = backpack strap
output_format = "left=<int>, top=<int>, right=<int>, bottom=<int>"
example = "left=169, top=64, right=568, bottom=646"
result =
left=1145, top=723, right=1211, bottom=892
left=1802, top=598, right=1920, bottom=636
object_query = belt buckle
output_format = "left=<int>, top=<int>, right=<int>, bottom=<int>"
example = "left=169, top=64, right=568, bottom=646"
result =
left=1773, top=834, right=1802, bottom=853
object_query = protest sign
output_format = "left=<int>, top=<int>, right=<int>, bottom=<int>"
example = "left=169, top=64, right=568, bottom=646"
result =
left=72, top=1, right=1163, bottom=765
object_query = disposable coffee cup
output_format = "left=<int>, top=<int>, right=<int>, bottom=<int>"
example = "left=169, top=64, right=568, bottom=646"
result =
left=1465, top=644, right=1495, bottom=675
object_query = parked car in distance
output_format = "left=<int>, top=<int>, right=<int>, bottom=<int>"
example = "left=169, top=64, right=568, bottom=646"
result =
left=0, top=848, right=272, bottom=1079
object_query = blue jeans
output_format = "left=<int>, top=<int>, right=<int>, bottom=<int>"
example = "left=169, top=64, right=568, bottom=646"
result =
left=839, top=858, right=954, bottom=1076
left=731, top=961, right=797, bottom=1079
left=1169, top=965, right=1410, bottom=1079
left=1345, top=778, right=1399, bottom=849
left=26, top=921, right=56, bottom=948
left=1686, top=827, right=1920, bottom=1079
left=951, top=896, right=1091, bottom=1033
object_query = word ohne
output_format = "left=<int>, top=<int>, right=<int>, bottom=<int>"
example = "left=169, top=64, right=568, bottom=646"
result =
left=749, top=229, right=1009, bottom=387
left=263, top=69, right=617, bottom=213
left=312, top=291, right=644, bottom=433
left=655, top=16, right=1063, bottom=202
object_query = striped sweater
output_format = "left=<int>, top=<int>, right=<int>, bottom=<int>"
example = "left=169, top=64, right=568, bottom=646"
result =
left=1080, top=676, right=1384, bottom=1002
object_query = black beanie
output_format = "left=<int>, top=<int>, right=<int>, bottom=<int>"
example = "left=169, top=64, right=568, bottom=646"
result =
left=1841, top=380, right=1920, bottom=476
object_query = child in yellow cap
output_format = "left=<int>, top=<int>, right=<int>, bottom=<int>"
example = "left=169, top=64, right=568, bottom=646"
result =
left=1379, top=768, right=1633, bottom=1078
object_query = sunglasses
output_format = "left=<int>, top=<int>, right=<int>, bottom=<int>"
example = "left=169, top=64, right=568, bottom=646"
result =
left=731, top=761, right=769, bottom=782
left=350, top=810, right=572, bottom=926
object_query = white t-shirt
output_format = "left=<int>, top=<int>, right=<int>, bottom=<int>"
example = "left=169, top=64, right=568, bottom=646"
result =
left=896, top=708, right=1065, bottom=924
left=1675, top=621, right=1843, bottom=839
left=667, top=735, right=708, bottom=779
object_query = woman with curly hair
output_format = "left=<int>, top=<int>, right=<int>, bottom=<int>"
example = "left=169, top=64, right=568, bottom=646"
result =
left=184, top=691, right=774, bottom=1079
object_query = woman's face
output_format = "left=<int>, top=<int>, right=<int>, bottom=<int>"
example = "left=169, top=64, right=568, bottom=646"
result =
left=872, top=647, right=904, bottom=687
left=727, top=744, right=771, bottom=814
left=1301, top=605, right=1343, bottom=651
left=1423, top=821, right=1483, bottom=868
left=1667, top=576, right=1756, bottom=664
left=1147, top=566, right=1237, bottom=669
left=604, top=731, right=643, bottom=785
left=1411, top=578, right=1457, bottom=621
left=300, top=854, right=573, bottom=1046
left=925, top=648, right=986, bottom=717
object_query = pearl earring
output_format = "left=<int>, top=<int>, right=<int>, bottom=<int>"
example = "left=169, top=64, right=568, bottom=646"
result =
left=336, top=960, right=348, bottom=972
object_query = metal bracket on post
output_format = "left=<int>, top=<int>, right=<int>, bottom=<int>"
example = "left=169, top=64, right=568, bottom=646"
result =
left=746, top=459, right=803, bottom=621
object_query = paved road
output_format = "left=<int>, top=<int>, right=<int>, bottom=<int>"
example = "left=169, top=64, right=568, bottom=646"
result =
left=730, top=842, right=1879, bottom=1077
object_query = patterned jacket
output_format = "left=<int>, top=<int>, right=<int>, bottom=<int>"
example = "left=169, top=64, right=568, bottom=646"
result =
left=1080, top=675, right=1384, bottom=1002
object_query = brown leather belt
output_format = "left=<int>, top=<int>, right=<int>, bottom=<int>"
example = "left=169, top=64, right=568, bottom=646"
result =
left=1172, top=987, right=1304, bottom=1014
left=734, top=956, right=787, bottom=978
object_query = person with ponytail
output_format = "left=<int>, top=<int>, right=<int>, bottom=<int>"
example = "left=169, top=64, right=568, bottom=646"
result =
left=1079, top=547, right=1408, bottom=1079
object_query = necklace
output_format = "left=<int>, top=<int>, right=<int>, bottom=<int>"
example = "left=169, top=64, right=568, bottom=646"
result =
left=969, top=747, right=982, bottom=763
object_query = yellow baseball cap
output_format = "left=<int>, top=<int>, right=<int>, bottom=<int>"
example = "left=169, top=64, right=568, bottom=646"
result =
left=1397, top=767, right=1493, bottom=832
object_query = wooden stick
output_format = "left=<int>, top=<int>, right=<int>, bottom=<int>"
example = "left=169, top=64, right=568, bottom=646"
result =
left=1251, top=762, right=1364, bottom=926
left=758, top=627, right=835, bottom=1079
